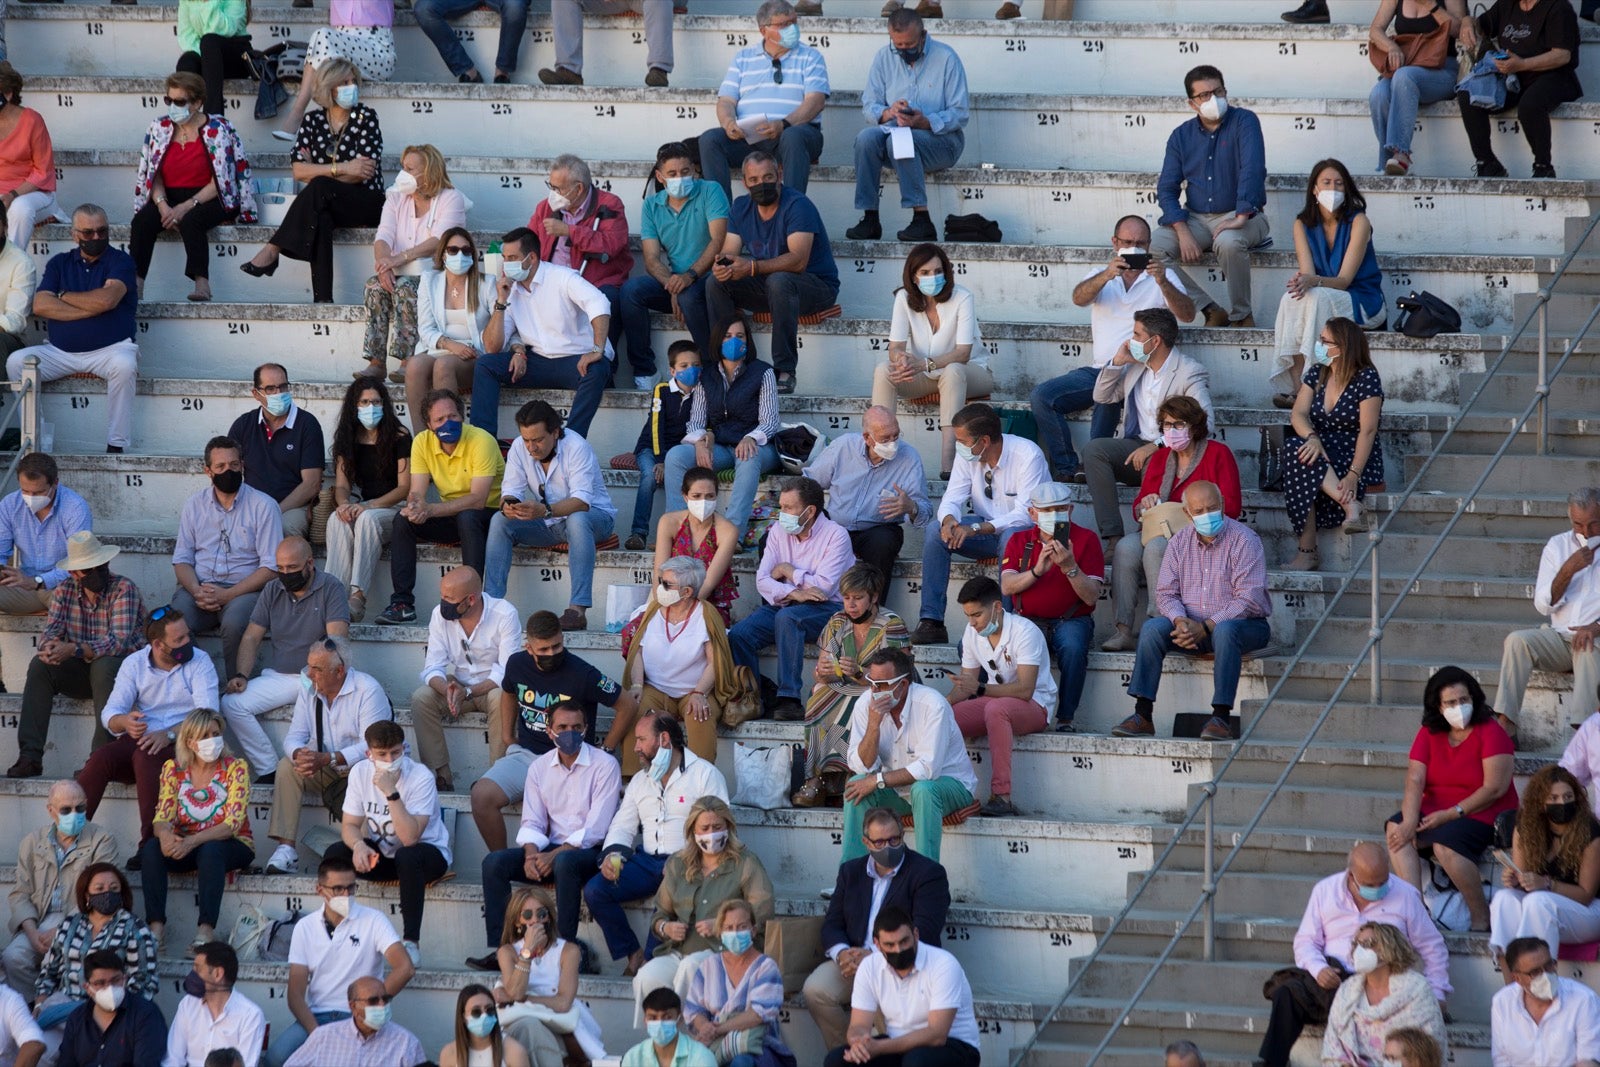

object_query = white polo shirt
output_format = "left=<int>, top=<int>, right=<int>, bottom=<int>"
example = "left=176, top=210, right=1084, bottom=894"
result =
left=163, top=989, right=268, bottom=1067
left=960, top=611, right=1058, bottom=713
left=851, top=942, right=981, bottom=1050
left=343, top=756, right=453, bottom=865
left=0, top=984, right=43, bottom=1060
left=1082, top=265, right=1187, bottom=367
left=1490, top=976, right=1600, bottom=1067
left=287, top=901, right=401, bottom=1014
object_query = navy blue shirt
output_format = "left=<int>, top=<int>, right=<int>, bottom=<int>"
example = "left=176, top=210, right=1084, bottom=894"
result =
left=227, top=404, right=326, bottom=504
left=500, top=649, right=621, bottom=755
left=728, top=186, right=839, bottom=291
left=634, top=380, right=697, bottom=460
left=39, top=248, right=138, bottom=353
left=1156, top=105, right=1267, bottom=226
left=57, top=993, right=167, bottom=1067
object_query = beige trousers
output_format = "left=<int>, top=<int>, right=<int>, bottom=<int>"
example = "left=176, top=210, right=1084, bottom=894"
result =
left=0, top=586, right=50, bottom=615
left=1497, top=625, right=1600, bottom=726
left=268, top=759, right=344, bottom=843
left=410, top=687, right=503, bottom=781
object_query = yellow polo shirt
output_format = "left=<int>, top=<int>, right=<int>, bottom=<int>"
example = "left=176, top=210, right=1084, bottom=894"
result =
left=411, top=425, right=504, bottom=508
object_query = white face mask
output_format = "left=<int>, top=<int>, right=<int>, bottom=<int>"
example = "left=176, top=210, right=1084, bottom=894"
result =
left=547, top=189, right=571, bottom=213
left=954, top=441, right=978, bottom=463
left=1316, top=189, right=1345, bottom=213
left=656, top=585, right=683, bottom=608
left=1528, top=971, right=1556, bottom=1001
left=391, top=170, right=418, bottom=195
left=326, top=893, right=351, bottom=918
left=21, top=492, right=50, bottom=513
left=194, top=736, right=225, bottom=762
left=1582, top=533, right=1600, bottom=551
left=1198, top=94, right=1227, bottom=122
left=687, top=498, right=716, bottom=521
left=1351, top=945, right=1379, bottom=974
left=91, top=984, right=125, bottom=1012
left=872, top=439, right=899, bottom=461
left=371, top=757, right=401, bottom=775
left=695, top=830, right=728, bottom=854
left=1441, top=700, right=1472, bottom=731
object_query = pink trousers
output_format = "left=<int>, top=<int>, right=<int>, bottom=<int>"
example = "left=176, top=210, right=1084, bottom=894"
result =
left=952, top=696, right=1047, bottom=796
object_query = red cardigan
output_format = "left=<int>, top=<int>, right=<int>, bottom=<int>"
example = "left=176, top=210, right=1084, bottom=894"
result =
left=1132, top=440, right=1243, bottom=526
left=526, top=186, right=635, bottom=290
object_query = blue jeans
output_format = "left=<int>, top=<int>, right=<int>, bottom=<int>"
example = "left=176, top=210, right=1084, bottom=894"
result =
left=414, top=0, right=529, bottom=77
left=699, top=123, right=825, bottom=201
left=918, top=517, right=1001, bottom=623
left=619, top=273, right=712, bottom=378
left=853, top=125, right=964, bottom=211
left=1039, top=614, right=1094, bottom=724
left=730, top=600, right=841, bottom=699
left=632, top=449, right=662, bottom=538
left=1129, top=616, right=1272, bottom=710
left=471, top=349, right=611, bottom=438
left=1030, top=366, right=1123, bottom=478
left=484, top=509, right=614, bottom=605
left=482, top=844, right=601, bottom=945
left=1368, top=65, right=1458, bottom=169
left=582, top=850, right=669, bottom=960
left=663, top=440, right=779, bottom=542
left=263, top=1010, right=349, bottom=1067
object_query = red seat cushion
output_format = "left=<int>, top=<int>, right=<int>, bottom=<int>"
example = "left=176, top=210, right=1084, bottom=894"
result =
left=1559, top=941, right=1600, bottom=962
left=546, top=533, right=621, bottom=553
left=906, top=392, right=991, bottom=407
left=900, top=799, right=982, bottom=830
left=610, top=452, right=639, bottom=471
left=752, top=305, right=841, bottom=326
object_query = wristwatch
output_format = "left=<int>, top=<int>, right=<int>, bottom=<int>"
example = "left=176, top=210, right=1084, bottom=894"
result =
left=386, top=791, right=401, bottom=803
left=493, top=301, right=509, bottom=311
left=1065, top=567, right=1082, bottom=578
left=1454, top=804, right=1465, bottom=819
left=875, top=771, right=886, bottom=789
left=32, top=576, right=43, bottom=590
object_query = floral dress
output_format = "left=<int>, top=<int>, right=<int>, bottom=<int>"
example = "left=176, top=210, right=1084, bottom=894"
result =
left=155, top=755, right=254, bottom=848
left=802, top=608, right=911, bottom=778
left=672, top=515, right=737, bottom=626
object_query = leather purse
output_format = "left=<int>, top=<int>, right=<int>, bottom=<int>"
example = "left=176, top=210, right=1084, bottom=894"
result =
left=1369, top=8, right=1452, bottom=76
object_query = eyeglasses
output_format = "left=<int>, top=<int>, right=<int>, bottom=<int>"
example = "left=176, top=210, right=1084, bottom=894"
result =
left=466, top=1004, right=497, bottom=1019
left=256, top=382, right=292, bottom=395
left=162, top=96, right=191, bottom=107
left=1189, top=88, right=1224, bottom=103
left=54, top=804, right=87, bottom=815
left=1158, top=421, right=1189, bottom=431
left=320, top=882, right=358, bottom=895
left=770, top=55, right=784, bottom=85
left=1514, top=960, right=1558, bottom=977
left=356, top=399, right=383, bottom=409
left=443, top=244, right=474, bottom=255
left=865, top=833, right=904, bottom=849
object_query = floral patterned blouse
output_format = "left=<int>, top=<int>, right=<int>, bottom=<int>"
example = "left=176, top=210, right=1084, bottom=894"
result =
left=154, top=755, right=254, bottom=848
left=133, top=115, right=257, bottom=221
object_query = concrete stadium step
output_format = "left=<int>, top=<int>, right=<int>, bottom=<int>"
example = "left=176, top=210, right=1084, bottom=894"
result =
left=54, top=150, right=1598, bottom=256
left=1458, top=369, right=1600, bottom=413
left=109, top=301, right=1499, bottom=416
left=28, top=224, right=1561, bottom=330
left=1449, top=410, right=1600, bottom=454
left=1196, top=780, right=1400, bottom=835
left=26, top=76, right=1600, bottom=177
left=17, top=3, right=1600, bottom=101
left=1404, top=451, right=1600, bottom=494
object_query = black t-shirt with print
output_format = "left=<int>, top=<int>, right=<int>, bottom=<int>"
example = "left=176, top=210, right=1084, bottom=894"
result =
left=500, top=649, right=620, bottom=755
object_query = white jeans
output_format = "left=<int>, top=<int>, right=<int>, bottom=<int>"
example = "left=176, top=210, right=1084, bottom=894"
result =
left=6, top=190, right=60, bottom=247
left=1489, top=886, right=1600, bottom=956
left=631, top=948, right=711, bottom=1027
left=7, top=340, right=138, bottom=448
left=220, top=668, right=300, bottom=777
left=323, top=506, right=396, bottom=595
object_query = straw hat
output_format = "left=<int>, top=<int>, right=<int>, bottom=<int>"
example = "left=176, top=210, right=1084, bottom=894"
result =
left=55, top=530, right=120, bottom=572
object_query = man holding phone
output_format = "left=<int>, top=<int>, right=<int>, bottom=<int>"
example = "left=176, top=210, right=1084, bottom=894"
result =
left=1030, top=215, right=1194, bottom=482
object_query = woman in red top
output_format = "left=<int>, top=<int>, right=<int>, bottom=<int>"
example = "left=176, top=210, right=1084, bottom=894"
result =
left=1386, top=665, right=1517, bottom=931
left=0, top=62, right=61, bottom=248
left=1101, top=395, right=1241, bottom=652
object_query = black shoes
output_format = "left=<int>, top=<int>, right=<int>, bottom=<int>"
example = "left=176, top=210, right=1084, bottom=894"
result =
left=1281, top=0, right=1329, bottom=22
left=845, top=214, right=883, bottom=241
left=897, top=213, right=937, bottom=242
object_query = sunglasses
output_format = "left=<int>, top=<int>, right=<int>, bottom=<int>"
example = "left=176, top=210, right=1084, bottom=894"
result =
left=444, top=245, right=474, bottom=255
left=981, top=468, right=995, bottom=500
left=770, top=55, right=784, bottom=85
left=162, top=96, right=191, bottom=107
left=74, top=227, right=111, bottom=239
left=353, top=993, right=392, bottom=1007
left=520, top=908, right=551, bottom=922
left=467, top=1004, right=497, bottom=1019
left=149, top=604, right=176, bottom=623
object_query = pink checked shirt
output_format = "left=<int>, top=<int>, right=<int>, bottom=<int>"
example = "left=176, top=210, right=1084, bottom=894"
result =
left=1155, top=517, right=1270, bottom=624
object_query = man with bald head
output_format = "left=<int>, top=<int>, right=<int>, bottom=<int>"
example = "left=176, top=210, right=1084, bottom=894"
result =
left=221, top=537, right=349, bottom=780
left=1256, top=842, right=1449, bottom=1067
left=410, top=565, right=521, bottom=793
left=803, top=405, right=931, bottom=597
left=1113, top=480, right=1270, bottom=742
left=3, top=780, right=118, bottom=997
left=283, top=976, right=426, bottom=1067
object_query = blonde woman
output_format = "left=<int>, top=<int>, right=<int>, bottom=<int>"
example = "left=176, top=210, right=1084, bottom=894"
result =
left=404, top=226, right=490, bottom=432
left=633, top=798, right=774, bottom=1025
left=683, top=899, right=796, bottom=1067
left=137, top=709, right=254, bottom=957
left=1321, top=922, right=1447, bottom=1066
left=358, top=144, right=470, bottom=380
left=491, top=886, right=606, bottom=1067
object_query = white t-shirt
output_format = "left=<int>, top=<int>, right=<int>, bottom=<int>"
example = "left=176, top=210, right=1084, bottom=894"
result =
left=343, top=756, right=453, bottom=865
left=960, top=612, right=1057, bottom=713
left=638, top=607, right=711, bottom=697
left=851, top=942, right=981, bottom=1049
left=0, top=984, right=42, bottom=1062
left=1082, top=265, right=1187, bottom=367
left=288, top=902, right=401, bottom=1014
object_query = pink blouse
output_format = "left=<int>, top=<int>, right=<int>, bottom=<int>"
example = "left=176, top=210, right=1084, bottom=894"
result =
left=0, top=109, right=56, bottom=193
left=375, top=188, right=468, bottom=273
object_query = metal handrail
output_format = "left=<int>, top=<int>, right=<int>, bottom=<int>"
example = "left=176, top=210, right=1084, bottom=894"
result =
left=1011, top=207, right=1600, bottom=1067
left=0, top=357, right=42, bottom=491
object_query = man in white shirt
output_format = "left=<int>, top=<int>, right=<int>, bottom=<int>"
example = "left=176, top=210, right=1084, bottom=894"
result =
left=1031, top=215, right=1195, bottom=482
left=0, top=983, right=44, bottom=1067
left=1561, top=708, right=1600, bottom=818
left=474, top=701, right=621, bottom=972
left=583, top=712, right=729, bottom=974
left=163, top=942, right=266, bottom=1067
left=409, top=565, right=522, bottom=793
left=1491, top=936, right=1600, bottom=1067
left=824, top=905, right=982, bottom=1067
left=842, top=648, right=978, bottom=865
left=1497, top=488, right=1600, bottom=745
left=1256, top=842, right=1449, bottom=1067
left=947, top=576, right=1055, bottom=818
left=0, top=211, right=38, bottom=364
left=484, top=399, right=618, bottom=633
left=914, top=402, right=1049, bottom=646
left=263, top=636, right=391, bottom=876
left=262, top=855, right=414, bottom=1067
left=472, top=225, right=614, bottom=439
left=325, top=720, right=452, bottom=966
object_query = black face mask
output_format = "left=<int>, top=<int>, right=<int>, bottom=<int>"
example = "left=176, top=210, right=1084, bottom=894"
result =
left=534, top=651, right=566, bottom=673
left=181, top=970, right=208, bottom=999
left=1547, top=800, right=1581, bottom=825
left=869, top=841, right=906, bottom=869
left=211, top=469, right=243, bottom=495
left=847, top=606, right=876, bottom=625
left=167, top=642, right=195, bottom=665
left=883, top=944, right=917, bottom=971
left=88, top=890, right=121, bottom=916
left=895, top=40, right=925, bottom=65
left=78, top=238, right=110, bottom=259
left=279, top=567, right=310, bottom=594
left=749, top=181, right=780, bottom=207
left=440, top=597, right=470, bottom=622
left=80, top=565, right=109, bottom=595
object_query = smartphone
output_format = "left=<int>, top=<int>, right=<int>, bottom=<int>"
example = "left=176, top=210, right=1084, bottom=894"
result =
left=1493, top=848, right=1522, bottom=875
left=715, top=256, right=732, bottom=267
left=1120, top=252, right=1151, bottom=272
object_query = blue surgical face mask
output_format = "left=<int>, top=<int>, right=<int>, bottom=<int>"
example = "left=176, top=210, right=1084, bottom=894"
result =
left=647, top=1019, right=678, bottom=1046
left=665, top=175, right=696, bottom=199
left=335, top=83, right=360, bottom=109
left=436, top=419, right=464, bottom=444
left=362, top=1004, right=391, bottom=1029
left=299, top=669, right=314, bottom=694
left=721, top=336, right=747, bottom=362
left=954, top=440, right=978, bottom=463
left=777, top=23, right=801, bottom=49
left=357, top=404, right=383, bottom=429
left=1191, top=509, right=1225, bottom=538
left=465, top=1011, right=497, bottom=1038
left=675, top=366, right=701, bottom=389
left=166, top=102, right=192, bottom=125
left=265, top=391, right=292, bottom=418
left=721, top=929, right=754, bottom=954
left=916, top=273, right=945, bottom=297
left=647, top=742, right=673, bottom=782
left=1311, top=340, right=1334, bottom=366
left=443, top=252, right=473, bottom=276
left=1128, top=336, right=1153, bottom=363
left=977, top=608, right=1000, bottom=638
left=57, top=811, right=86, bottom=838
left=778, top=508, right=807, bottom=535
left=1356, top=879, right=1390, bottom=902
left=554, top=729, right=584, bottom=756
left=503, top=258, right=531, bottom=283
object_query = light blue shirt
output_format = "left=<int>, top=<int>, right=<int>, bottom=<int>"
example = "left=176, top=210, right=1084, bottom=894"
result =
left=172, top=482, right=282, bottom=585
left=804, top=434, right=931, bottom=533
left=502, top=428, right=618, bottom=524
left=641, top=181, right=731, bottom=275
left=718, top=42, right=830, bottom=125
left=861, top=35, right=969, bottom=135
left=100, top=645, right=221, bottom=734
left=0, top=484, right=92, bottom=589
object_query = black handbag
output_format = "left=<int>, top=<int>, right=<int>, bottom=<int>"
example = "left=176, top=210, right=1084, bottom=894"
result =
left=1258, top=424, right=1286, bottom=492
left=1394, top=290, right=1462, bottom=338
left=943, top=213, right=1002, bottom=243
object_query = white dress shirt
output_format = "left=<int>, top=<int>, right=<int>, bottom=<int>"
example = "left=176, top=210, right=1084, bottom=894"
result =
left=846, top=682, right=979, bottom=796
left=0, top=984, right=43, bottom=1062
left=282, top=668, right=392, bottom=771
left=851, top=942, right=981, bottom=1050
left=1490, top=976, right=1600, bottom=1067
left=502, top=428, right=618, bottom=525
left=287, top=901, right=400, bottom=1014
left=502, top=259, right=615, bottom=359
left=420, top=593, right=522, bottom=689
left=935, top=433, right=1050, bottom=532
left=1292, top=870, right=1451, bottom=998
left=517, top=743, right=622, bottom=850
left=1535, top=529, right=1600, bottom=634
left=163, top=989, right=267, bottom=1067
left=344, top=755, right=452, bottom=865
left=1132, top=355, right=1176, bottom=445
left=602, top=750, right=729, bottom=856
left=960, top=612, right=1058, bottom=713
left=100, top=647, right=221, bottom=734
left=1562, top=711, right=1600, bottom=818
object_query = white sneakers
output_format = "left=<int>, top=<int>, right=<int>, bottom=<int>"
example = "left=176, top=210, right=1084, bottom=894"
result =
left=265, top=843, right=299, bottom=875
